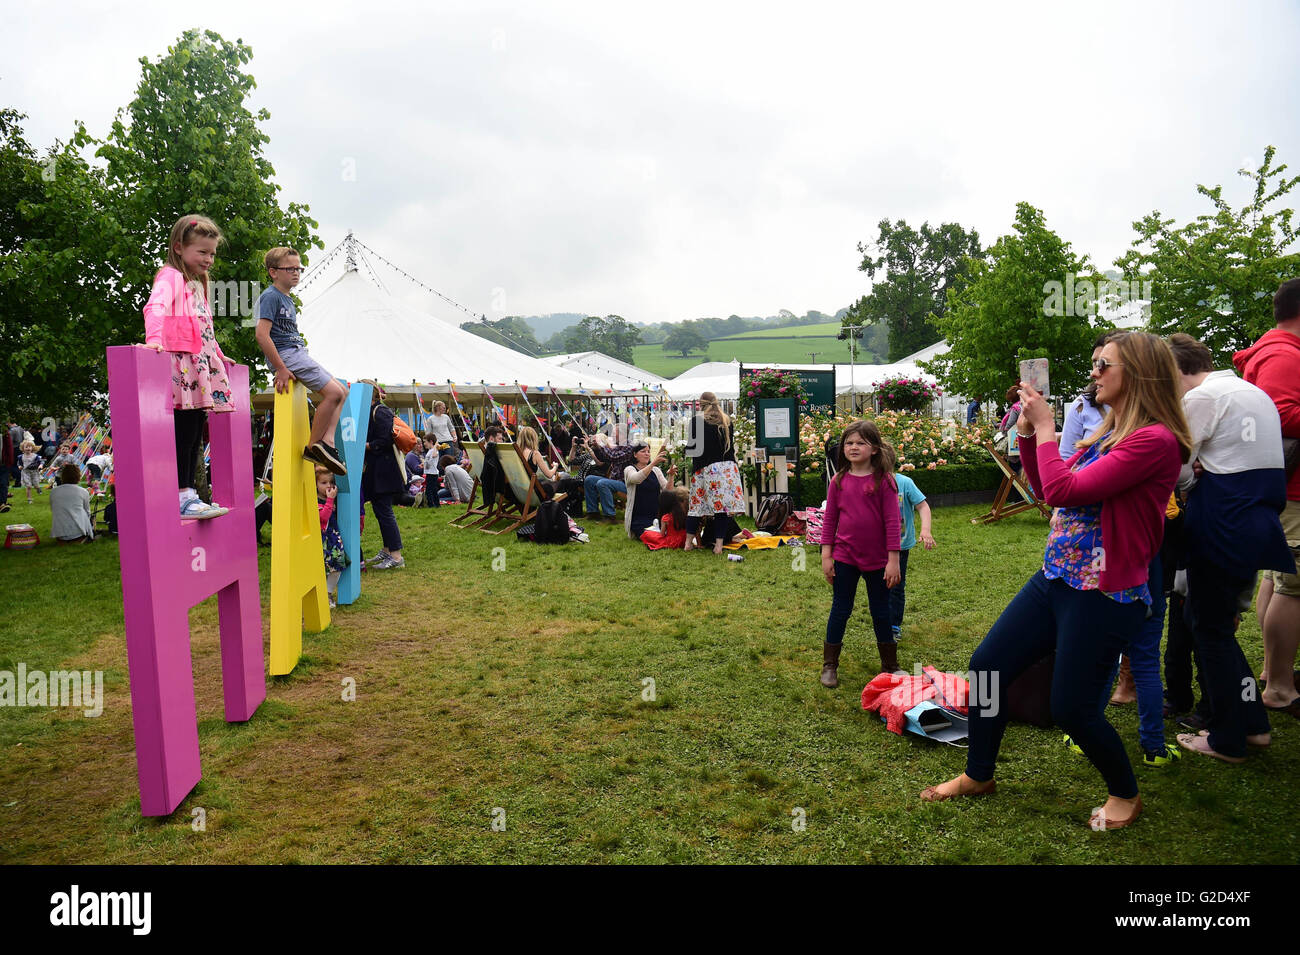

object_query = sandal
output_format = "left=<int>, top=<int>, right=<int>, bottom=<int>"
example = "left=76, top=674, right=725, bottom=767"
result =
left=1176, top=732, right=1246, bottom=763
left=1090, top=796, right=1143, bottom=830
left=920, top=776, right=996, bottom=802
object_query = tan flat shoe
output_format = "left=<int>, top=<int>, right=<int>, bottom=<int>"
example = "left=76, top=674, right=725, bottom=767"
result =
left=920, top=777, right=996, bottom=802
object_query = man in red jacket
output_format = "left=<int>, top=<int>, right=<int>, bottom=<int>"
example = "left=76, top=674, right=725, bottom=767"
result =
left=1233, top=278, right=1300, bottom=716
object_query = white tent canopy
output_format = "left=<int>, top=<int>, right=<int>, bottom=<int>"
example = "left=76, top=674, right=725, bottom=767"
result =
left=544, top=351, right=668, bottom=392
left=298, top=270, right=593, bottom=392
left=663, top=360, right=742, bottom=400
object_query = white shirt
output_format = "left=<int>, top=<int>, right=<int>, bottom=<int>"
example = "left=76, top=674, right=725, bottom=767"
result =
left=1180, top=369, right=1284, bottom=490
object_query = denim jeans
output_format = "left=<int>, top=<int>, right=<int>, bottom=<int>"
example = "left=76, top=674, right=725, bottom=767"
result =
left=584, top=476, right=625, bottom=517
left=1184, top=557, right=1271, bottom=758
left=887, top=548, right=911, bottom=640
left=825, top=561, right=893, bottom=646
left=1122, top=553, right=1166, bottom=753
left=966, top=570, right=1144, bottom=798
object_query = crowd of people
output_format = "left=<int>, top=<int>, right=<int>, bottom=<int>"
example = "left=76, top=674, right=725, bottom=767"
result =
left=12, top=207, right=1298, bottom=835
left=916, top=281, right=1300, bottom=831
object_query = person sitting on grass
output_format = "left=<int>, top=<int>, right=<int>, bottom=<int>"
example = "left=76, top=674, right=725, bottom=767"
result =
left=438, top=454, right=473, bottom=503
left=641, top=488, right=689, bottom=550
left=624, top=442, right=677, bottom=538
left=50, top=464, right=94, bottom=542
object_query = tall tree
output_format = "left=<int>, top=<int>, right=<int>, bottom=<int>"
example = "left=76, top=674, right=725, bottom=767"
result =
left=97, top=29, right=320, bottom=379
left=460, top=316, right=543, bottom=355
left=924, top=202, right=1103, bottom=402
left=0, top=111, right=123, bottom=413
left=566, top=315, right=642, bottom=362
left=846, top=219, right=983, bottom=361
left=662, top=326, right=709, bottom=358
left=1115, top=146, right=1300, bottom=364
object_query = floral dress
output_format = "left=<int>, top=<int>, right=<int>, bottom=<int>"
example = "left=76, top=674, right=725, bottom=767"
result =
left=171, top=294, right=234, bottom=413
left=1041, top=438, right=1150, bottom=605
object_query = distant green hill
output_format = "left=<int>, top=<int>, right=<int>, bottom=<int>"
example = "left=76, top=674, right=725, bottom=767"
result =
left=633, top=322, right=881, bottom=377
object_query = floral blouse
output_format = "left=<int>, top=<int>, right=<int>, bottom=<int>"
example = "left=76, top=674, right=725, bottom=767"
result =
left=1041, top=438, right=1150, bottom=605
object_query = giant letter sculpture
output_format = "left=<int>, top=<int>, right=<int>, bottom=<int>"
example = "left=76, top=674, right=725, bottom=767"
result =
left=334, top=381, right=371, bottom=606
left=269, top=381, right=329, bottom=675
left=107, top=346, right=265, bottom=817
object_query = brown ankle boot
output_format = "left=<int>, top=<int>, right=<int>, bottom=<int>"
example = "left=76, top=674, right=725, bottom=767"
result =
left=1109, top=654, right=1136, bottom=705
left=821, top=642, right=842, bottom=688
left=878, top=641, right=903, bottom=675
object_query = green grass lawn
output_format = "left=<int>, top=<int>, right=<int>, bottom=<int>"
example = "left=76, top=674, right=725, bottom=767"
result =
left=1, top=492, right=1294, bottom=864
left=633, top=323, right=881, bottom=378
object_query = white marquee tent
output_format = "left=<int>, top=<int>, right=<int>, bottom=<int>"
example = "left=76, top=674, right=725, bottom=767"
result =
left=295, top=270, right=594, bottom=393
left=663, top=361, right=742, bottom=400
left=544, top=351, right=669, bottom=392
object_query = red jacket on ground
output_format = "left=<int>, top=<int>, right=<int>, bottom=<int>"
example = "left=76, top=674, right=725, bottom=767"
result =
left=861, top=667, right=969, bottom=735
left=1234, top=328, right=1300, bottom=501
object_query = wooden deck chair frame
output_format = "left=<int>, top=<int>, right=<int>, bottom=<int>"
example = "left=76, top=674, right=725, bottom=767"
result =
left=478, top=443, right=551, bottom=535
left=972, top=441, right=1051, bottom=524
left=448, top=441, right=492, bottom=528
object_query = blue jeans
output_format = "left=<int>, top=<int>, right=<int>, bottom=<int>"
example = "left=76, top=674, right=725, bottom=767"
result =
left=966, top=570, right=1145, bottom=798
left=1185, top=557, right=1271, bottom=758
left=1125, top=553, right=1167, bottom=753
left=887, top=548, right=911, bottom=640
left=826, top=561, right=893, bottom=646
left=584, top=476, right=625, bottom=517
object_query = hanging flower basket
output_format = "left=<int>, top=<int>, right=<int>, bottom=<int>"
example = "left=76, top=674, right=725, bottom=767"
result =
left=738, top=368, right=810, bottom=416
left=873, top=375, right=942, bottom=414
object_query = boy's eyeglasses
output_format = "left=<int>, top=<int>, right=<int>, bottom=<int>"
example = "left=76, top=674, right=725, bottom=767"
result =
left=1092, top=357, right=1123, bottom=373
left=272, top=266, right=305, bottom=274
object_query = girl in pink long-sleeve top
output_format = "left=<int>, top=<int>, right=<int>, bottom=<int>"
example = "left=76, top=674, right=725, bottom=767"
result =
left=138, top=214, right=234, bottom=520
left=819, top=419, right=902, bottom=689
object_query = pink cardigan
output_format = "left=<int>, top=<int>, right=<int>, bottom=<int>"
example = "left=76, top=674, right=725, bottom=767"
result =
left=1019, top=425, right=1181, bottom=591
left=142, top=265, right=223, bottom=357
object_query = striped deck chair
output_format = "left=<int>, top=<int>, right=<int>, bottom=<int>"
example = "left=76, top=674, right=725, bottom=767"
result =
left=448, top=441, right=492, bottom=528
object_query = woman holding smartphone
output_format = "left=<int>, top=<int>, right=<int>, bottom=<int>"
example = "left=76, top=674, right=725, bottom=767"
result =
left=920, top=332, right=1190, bottom=830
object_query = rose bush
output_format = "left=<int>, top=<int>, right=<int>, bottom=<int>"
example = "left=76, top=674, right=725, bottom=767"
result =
left=874, top=375, right=943, bottom=414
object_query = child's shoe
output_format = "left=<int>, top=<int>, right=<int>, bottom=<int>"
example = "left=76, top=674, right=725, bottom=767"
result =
left=1141, top=743, right=1182, bottom=767
left=1062, top=734, right=1083, bottom=756
left=181, top=498, right=225, bottom=520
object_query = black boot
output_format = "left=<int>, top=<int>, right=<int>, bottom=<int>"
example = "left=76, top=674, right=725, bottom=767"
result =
left=821, top=642, right=842, bottom=688
left=878, top=641, right=904, bottom=675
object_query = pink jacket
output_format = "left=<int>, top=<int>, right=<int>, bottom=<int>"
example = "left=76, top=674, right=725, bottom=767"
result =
left=1019, top=425, right=1181, bottom=591
left=142, top=265, right=224, bottom=357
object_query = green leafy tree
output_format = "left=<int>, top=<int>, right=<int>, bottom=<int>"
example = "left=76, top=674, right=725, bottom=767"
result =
left=662, top=326, right=709, bottom=358
left=847, top=219, right=983, bottom=361
left=460, top=316, right=543, bottom=355
left=0, top=110, right=123, bottom=413
left=924, top=202, right=1104, bottom=402
left=1116, top=146, right=1300, bottom=363
left=97, top=29, right=321, bottom=381
left=565, top=315, right=642, bottom=362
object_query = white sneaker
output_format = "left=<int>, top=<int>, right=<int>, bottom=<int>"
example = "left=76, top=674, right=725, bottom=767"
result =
left=181, top=498, right=226, bottom=520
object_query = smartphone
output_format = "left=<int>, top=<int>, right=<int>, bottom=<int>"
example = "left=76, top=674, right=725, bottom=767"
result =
left=1019, top=358, right=1049, bottom=397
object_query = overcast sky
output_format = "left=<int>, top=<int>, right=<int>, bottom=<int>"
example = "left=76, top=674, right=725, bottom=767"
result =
left=5, top=0, right=1299, bottom=325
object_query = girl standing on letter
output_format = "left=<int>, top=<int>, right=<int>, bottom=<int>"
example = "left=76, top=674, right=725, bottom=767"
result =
left=140, top=215, right=235, bottom=519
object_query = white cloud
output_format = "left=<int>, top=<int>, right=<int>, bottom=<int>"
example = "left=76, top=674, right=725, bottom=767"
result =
left=4, top=0, right=1299, bottom=324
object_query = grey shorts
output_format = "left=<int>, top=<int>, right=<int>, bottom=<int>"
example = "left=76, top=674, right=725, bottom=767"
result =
left=279, top=346, right=337, bottom=393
